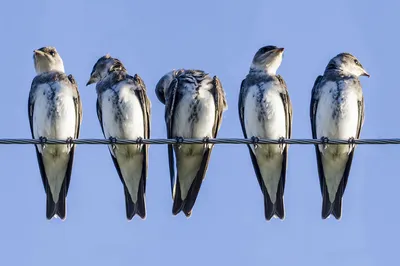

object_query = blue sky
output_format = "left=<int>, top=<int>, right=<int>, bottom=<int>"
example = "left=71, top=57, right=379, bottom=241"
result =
left=0, top=0, right=397, bottom=265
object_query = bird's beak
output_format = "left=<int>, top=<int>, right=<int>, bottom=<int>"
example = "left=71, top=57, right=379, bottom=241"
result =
left=86, top=76, right=96, bottom=86
left=33, top=50, right=45, bottom=56
left=275, top=47, right=285, bottom=54
left=362, top=71, right=370, bottom=78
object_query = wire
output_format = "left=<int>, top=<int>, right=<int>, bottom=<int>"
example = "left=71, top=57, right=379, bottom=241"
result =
left=0, top=137, right=399, bottom=145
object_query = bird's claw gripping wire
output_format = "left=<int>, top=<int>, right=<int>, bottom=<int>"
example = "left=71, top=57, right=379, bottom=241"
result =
left=202, top=136, right=210, bottom=149
left=348, top=137, right=356, bottom=155
left=321, top=137, right=329, bottom=150
left=278, top=137, right=285, bottom=154
left=136, top=137, right=143, bottom=150
left=39, top=136, right=47, bottom=150
left=251, top=136, right=260, bottom=150
left=176, top=136, right=184, bottom=149
left=109, top=137, right=117, bottom=151
left=66, top=137, right=73, bottom=149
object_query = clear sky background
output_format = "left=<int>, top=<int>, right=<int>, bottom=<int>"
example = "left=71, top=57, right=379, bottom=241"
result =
left=0, top=0, right=397, bottom=265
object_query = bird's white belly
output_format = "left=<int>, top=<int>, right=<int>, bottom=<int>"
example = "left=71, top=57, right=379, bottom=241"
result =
left=244, top=84, right=286, bottom=154
left=316, top=85, right=359, bottom=154
left=33, top=83, right=76, bottom=154
left=101, top=86, right=145, bottom=157
left=173, top=90, right=215, bottom=139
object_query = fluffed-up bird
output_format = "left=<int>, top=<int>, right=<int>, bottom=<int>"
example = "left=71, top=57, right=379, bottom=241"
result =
left=156, top=69, right=227, bottom=217
left=238, top=46, right=292, bottom=220
left=310, top=52, right=369, bottom=220
left=87, top=55, right=151, bottom=220
left=28, top=46, right=82, bottom=220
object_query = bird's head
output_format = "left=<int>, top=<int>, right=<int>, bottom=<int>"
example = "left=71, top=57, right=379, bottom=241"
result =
left=155, top=69, right=182, bottom=104
left=325, top=53, right=370, bottom=78
left=251, top=45, right=284, bottom=75
left=86, top=54, right=124, bottom=86
left=33, top=46, right=65, bottom=74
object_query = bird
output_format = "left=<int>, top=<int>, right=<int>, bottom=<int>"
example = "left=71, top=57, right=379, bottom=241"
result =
left=310, top=52, right=369, bottom=220
left=155, top=69, right=227, bottom=217
left=28, top=46, right=82, bottom=220
left=86, top=55, right=151, bottom=220
left=238, top=46, right=292, bottom=221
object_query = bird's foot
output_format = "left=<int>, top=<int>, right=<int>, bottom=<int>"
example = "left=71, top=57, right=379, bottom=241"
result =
left=66, top=137, right=73, bottom=149
left=278, top=137, right=285, bottom=154
left=202, top=136, right=210, bottom=149
left=136, top=137, right=143, bottom=150
left=176, top=136, right=184, bottom=150
left=348, top=137, right=356, bottom=155
left=39, top=136, right=47, bottom=150
left=321, top=137, right=329, bottom=150
left=109, top=137, right=117, bottom=151
left=251, top=136, right=259, bottom=150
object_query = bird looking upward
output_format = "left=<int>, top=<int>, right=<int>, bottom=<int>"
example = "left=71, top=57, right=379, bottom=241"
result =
left=28, top=46, right=82, bottom=220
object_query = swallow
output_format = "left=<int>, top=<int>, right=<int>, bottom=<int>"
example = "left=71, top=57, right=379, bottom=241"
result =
left=156, top=69, right=227, bottom=217
left=87, top=55, right=151, bottom=219
left=28, top=46, right=82, bottom=220
left=310, top=52, right=369, bottom=219
left=238, top=46, right=292, bottom=220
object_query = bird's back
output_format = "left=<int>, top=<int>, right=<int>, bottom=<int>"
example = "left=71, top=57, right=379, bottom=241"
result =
left=171, top=71, right=216, bottom=140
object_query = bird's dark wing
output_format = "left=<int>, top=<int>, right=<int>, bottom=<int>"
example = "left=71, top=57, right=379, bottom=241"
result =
left=130, top=74, right=151, bottom=218
left=63, top=74, right=82, bottom=195
left=238, top=79, right=248, bottom=138
left=340, top=94, right=364, bottom=191
left=210, top=76, right=227, bottom=138
left=310, top=75, right=325, bottom=193
left=238, top=78, right=267, bottom=196
left=165, top=77, right=181, bottom=196
left=96, top=100, right=105, bottom=136
left=28, top=77, right=48, bottom=192
left=277, top=75, right=293, bottom=140
left=277, top=74, right=293, bottom=200
left=133, top=74, right=151, bottom=140
left=68, top=75, right=83, bottom=140
left=356, top=97, right=365, bottom=139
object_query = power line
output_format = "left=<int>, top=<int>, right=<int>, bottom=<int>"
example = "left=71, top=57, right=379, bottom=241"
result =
left=0, top=137, right=398, bottom=145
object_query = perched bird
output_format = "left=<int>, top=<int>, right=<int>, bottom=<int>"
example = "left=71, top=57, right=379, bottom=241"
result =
left=87, top=55, right=151, bottom=220
left=156, top=69, right=227, bottom=217
left=310, top=53, right=369, bottom=219
left=28, top=46, right=82, bottom=220
left=238, top=46, right=292, bottom=220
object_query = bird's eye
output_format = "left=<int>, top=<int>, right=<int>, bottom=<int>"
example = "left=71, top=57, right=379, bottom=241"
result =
left=50, top=51, right=56, bottom=56
left=354, top=59, right=360, bottom=66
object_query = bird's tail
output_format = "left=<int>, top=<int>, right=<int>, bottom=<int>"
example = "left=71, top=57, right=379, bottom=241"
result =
left=172, top=149, right=212, bottom=217
left=172, top=169, right=205, bottom=218
left=124, top=179, right=146, bottom=220
left=261, top=159, right=286, bottom=221
left=46, top=191, right=57, bottom=220
left=263, top=189, right=285, bottom=220
left=172, top=179, right=185, bottom=216
left=46, top=184, right=66, bottom=220
left=321, top=186, right=342, bottom=220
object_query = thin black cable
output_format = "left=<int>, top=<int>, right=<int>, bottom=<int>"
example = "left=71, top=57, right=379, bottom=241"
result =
left=0, top=137, right=397, bottom=145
